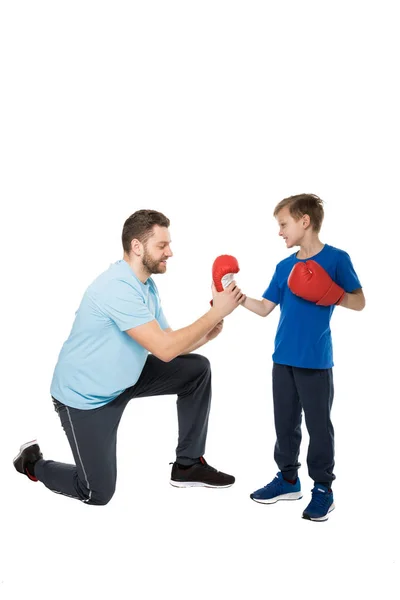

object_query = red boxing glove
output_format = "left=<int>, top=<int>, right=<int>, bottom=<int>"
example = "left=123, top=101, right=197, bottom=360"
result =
left=210, top=254, right=240, bottom=305
left=288, top=260, right=345, bottom=306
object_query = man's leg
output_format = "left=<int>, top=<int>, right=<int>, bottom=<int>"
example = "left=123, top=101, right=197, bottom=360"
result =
left=125, top=353, right=234, bottom=487
left=126, top=353, right=211, bottom=464
left=29, top=396, right=128, bottom=505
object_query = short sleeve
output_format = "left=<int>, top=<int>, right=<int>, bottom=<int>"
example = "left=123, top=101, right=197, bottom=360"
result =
left=157, top=305, right=170, bottom=330
left=262, top=268, right=281, bottom=305
left=335, top=252, right=362, bottom=292
left=100, top=279, right=156, bottom=331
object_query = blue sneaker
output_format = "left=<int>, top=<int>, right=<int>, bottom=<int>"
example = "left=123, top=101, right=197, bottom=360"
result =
left=250, top=472, right=302, bottom=504
left=302, top=484, right=335, bottom=521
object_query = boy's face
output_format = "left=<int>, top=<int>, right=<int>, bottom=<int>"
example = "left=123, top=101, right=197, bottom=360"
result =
left=276, top=207, right=305, bottom=249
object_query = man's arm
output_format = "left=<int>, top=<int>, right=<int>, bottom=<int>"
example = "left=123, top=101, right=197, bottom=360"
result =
left=126, top=313, right=219, bottom=362
left=126, top=282, right=244, bottom=362
left=339, top=288, right=365, bottom=311
left=163, top=327, right=207, bottom=354
left=171, top=320, right=225, bottom=355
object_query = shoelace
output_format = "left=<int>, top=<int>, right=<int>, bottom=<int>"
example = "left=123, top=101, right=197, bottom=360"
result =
left=262, top=476, right=282, bottom=490
left=200, top=462, right=218, bottom=473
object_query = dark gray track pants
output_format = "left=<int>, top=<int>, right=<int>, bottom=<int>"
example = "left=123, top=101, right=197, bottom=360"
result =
left=34, top=353, right=211, bottom=505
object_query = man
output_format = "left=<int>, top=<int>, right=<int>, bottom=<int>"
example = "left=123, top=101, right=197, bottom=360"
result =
left=13, top=210, right=245, bottom=505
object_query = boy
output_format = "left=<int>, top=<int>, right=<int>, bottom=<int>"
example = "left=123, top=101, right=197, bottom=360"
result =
left=243, top=194, right=365, bottom=521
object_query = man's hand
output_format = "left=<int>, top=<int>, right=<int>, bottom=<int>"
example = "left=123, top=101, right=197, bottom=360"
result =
left=211, top=281, right=246, bottom=318
left=205, top=319, right=224, bottom=342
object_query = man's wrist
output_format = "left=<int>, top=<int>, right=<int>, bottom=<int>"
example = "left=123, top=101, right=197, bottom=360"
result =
left=208, top=306, right=224, bottom=323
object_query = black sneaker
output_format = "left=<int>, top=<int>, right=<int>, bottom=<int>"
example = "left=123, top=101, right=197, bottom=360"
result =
left=170, top=456, right=235, bottom=488
left=13, top=440, right=43, bottom=482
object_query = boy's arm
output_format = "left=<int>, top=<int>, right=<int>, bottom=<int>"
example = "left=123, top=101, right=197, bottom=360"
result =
left=335, top=251, right=365, bottom=311
left=338, top=288, right=365, bottom=311
left=242, top=297, right=277, bottom=317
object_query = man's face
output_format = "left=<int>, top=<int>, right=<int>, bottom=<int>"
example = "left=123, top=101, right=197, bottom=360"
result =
left=142, top=225, right=173, bottom=274
left=276, top=207, right=305, bottom=249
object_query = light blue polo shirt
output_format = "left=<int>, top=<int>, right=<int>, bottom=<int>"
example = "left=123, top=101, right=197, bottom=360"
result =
left=50, top=260, right=169, bottom=409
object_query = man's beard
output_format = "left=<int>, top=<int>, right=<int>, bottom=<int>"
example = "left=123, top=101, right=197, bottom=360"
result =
left=142, top=248, right=166, bottom=275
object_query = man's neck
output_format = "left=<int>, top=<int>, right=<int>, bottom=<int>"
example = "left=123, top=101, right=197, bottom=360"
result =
left=123, top=254, right=150, bottom=284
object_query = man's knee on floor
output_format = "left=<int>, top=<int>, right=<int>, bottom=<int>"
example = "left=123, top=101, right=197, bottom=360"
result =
left=86, top=485, right=116, bottom=506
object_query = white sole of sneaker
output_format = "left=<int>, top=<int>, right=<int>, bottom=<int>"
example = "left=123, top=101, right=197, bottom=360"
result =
left=251, top=491, right=303, bottom=504
left=13, top=439, right=38, bottom=462
left=304, top=503, right=335, bottom=522
left=169, top=480, right=234, bottom=488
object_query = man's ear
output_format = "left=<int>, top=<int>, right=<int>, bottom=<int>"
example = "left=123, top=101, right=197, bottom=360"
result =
left=131, top=238, right=142, bottom=256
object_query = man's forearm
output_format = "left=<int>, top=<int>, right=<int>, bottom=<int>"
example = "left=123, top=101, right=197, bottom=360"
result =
left=180, top=336, right=208, bottom=355
left=164, top=310, right=220, bottom=361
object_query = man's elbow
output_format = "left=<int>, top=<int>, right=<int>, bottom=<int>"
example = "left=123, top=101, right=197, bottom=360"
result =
left=160, top=352, right=175, bottom=363
left=154, top=341, right=177, bottom=363
left=151, top=347, right=174, bottom=362
left=149, top=331, right=177, bottom=362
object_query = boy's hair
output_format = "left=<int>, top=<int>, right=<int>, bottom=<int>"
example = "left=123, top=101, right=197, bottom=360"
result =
left=122, top=209, right=170, bottom=253
left=273, top=193, right=324, bottom=233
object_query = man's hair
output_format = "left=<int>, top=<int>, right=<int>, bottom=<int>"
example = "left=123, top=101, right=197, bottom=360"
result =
left=273, top=193, right=324, bottom=233
left=122, top=209, right=170, bottom=253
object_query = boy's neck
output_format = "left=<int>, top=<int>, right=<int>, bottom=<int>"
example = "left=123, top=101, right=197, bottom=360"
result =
left=296, top=237, right=324, bottom=260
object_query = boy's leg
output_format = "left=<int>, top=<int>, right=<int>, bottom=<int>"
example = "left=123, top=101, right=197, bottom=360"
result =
left=272, top=363, right=302, bottom=481
left=293, top=367, right=335, bottom=487
left=33, top=396, right=128, bottom=505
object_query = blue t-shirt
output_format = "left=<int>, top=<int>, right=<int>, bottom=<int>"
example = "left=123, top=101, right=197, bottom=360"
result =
left=50, top=260, right=169, bottom=409
left=263, top=244, right=361, bottom=369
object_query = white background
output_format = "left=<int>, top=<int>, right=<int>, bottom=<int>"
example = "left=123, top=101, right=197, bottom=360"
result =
left=1, top=2, right=399, bottom=599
